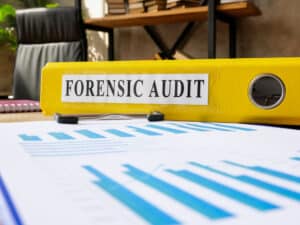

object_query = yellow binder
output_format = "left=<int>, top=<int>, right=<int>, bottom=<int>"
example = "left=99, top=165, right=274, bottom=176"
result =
left=40, top=58, right=300, bottom=125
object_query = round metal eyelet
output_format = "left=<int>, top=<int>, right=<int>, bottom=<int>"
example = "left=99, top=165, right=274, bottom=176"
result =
left=248, top=74, right=285, bottom=109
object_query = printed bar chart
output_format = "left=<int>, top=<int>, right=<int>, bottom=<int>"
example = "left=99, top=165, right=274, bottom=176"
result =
left=83, top=165, right=180, bottom=225
left=190, top=162, right=300, bottom=202
left=18, top=122, right=256, bottom=142
left=82, top=158, right=300, bottom=225
left=123, top=164, right=233, bottom=220
left=223, top=161, right=300, bottom=184
left=166, top=169, right=279, bottom=211
left=17, top=122, right=256, bottom=158
left=3, top=118, right=300, bottom=225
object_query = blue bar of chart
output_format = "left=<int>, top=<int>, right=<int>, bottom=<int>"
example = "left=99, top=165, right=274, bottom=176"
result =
left=105, top=129, right=135, bottom=137
left=190, top=162, right=300, bottom=202
left=291, top=157, right=300, bottom=161
left=145, top=124, right=187, bottom=134
left=75, top=129, right=105, bottom=139
left=237, top=176, right=300, bottom=201
left=223, top=161, right=300, bottom=184
left=48, top=132, right=74, bottom=140
left=127, top=126, right=162, bottom=136
left=210, top=123, right=256, bottom=131
left=83, top=166, right=180, bottom=225
left=0, top=176, right=24, bottom=225
left=123, top=164, right=233, bottom=220
left=169, top=123, right=210, bottom=132
left=19, top=134, right=41, bottom=142
left=166, top=169, right=279, bottom=211
left=186, top=123, right=233, bottom=132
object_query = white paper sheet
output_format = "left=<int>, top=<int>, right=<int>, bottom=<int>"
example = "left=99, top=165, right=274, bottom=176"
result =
left=0, top=119, right=300, bottom=225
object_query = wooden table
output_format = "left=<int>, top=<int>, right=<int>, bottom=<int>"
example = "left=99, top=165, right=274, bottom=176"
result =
left=84, top=1, right=261, bottom=59
left=0, top=112, right=52, bottom=123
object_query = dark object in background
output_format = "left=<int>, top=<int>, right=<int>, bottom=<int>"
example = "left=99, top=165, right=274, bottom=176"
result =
left=13, top=6, right=87, bottom=100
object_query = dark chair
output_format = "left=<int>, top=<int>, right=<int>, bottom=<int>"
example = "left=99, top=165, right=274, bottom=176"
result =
left=13, top=2, right=87, bottom=100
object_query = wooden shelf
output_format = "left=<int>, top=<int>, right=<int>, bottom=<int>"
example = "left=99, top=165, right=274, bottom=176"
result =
left=85, top=2, right=261, bottom=28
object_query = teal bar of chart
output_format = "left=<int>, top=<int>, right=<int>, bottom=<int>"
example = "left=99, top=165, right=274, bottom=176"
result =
left=127, top=126, right=162, bottom=136
left=186, top=124, right=233, bottom=132
left=83, top=165, right=180, bottom=225
left=124, top=164, right=233, bottom=220
left=48, top=132, right=74, bottom=140
left=169, top=123, right=210, bottom=132
left=19, top=134, right=41, bottom=141
left=223, top=161, right=300, bottom=184
left=105, top=129, right=135, bottom=137
left=167, top=169, right=279, bottom=211
left=210, top=123, right=256, bottom=131
left=291, top=157, right=300, bottom=161
left=75, top=129, right=105, bottom=139
left=146, top=124, right=187, bottom=134
left=190, top=162, right=300, bottom=202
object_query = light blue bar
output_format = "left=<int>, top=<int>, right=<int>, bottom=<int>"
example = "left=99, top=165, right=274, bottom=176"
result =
left=83, top=166, right=180, bottom=225
left=19, top=134, right=42, bottom=141
left=238, top=176, right=300, bottom=201
left=189, top=162, right=230, bottom=177
left=190, top=162, right=300, bottom=202
left=75, top=129, right=105, bottom=139
left=105, top=129, right=134, bottom=137
left=211, top=123, right=256, bottom=131
left=186, top=123, right=233, bottom=132
left=146, top=124, right=187, bottom=134
left=124, top=164, right=233, bottom=220
left=169, top=123, right=210, bottom=132
left=0, top=176, right=24, bottom=225
left=167, top=169, right=279, bottom=211
left=48, top=132, right=74, bottom=140
left=27, top=150, right=125, bottom=157
left=127, top=126, right=162, bottom=136
left=223, top=160, right=300, bottom=184
left=291, top=157, right=300, bottom=161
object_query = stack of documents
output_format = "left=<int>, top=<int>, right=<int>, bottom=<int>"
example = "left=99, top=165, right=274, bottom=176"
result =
left=0, top=119, right=300, bottom=224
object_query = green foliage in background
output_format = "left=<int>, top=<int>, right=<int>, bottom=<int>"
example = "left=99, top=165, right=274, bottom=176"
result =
left=0, top=0, right=58, bottom=51
left=0, top=4, right=16, bottom=50
left=22, top=0, right=59, bottom=8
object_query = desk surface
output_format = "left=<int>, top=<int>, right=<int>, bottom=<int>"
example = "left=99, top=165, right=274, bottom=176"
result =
left=0, top=112, right=51, bottom=123
left=85, top=2, right=261, bottom=28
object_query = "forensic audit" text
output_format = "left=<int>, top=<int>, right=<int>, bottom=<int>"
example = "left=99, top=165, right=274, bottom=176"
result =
left=64, top=79, right=206, bottom=98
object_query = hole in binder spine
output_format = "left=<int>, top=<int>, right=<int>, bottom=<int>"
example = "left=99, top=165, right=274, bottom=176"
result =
left=249, top=74, right=285, bottom=109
